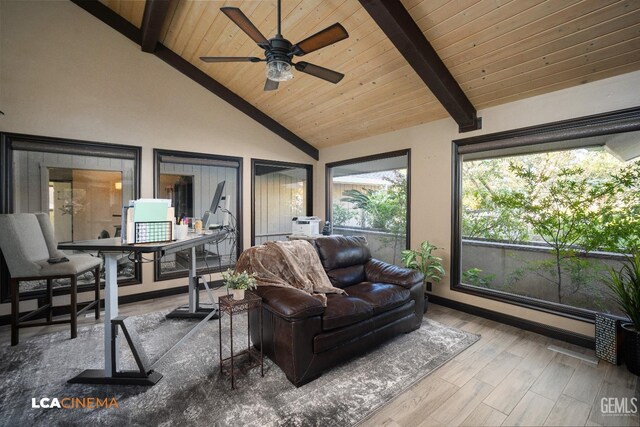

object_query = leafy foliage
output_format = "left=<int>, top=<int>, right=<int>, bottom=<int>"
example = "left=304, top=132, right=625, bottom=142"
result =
left=462, top=149, right=639, bottom=308
left=339, top=171, right=408, bottom=264
left=401, top=241, right=445, bottom=284
left=340, top=171, right=407, bottom=232
left=222, top=269, right=257, bottom=290
left=462, top=268, right=494, bottom=288
left=332, top=203, right=355, bottom=226
left=605, top=254, right=640, bottom=330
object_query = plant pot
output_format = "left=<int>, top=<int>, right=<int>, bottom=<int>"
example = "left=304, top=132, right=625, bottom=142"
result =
left=229, top=288, right=245, bottom=300
left=621, top=323, right=640, bottom=376
left=423, top=294, right=429, bottom=313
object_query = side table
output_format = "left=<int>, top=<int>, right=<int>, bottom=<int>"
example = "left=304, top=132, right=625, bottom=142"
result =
left=218, top=291, right=264, bottom=389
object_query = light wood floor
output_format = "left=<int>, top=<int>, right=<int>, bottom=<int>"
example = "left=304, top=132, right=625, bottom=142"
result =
left=1, top=293, right=638, bottom=427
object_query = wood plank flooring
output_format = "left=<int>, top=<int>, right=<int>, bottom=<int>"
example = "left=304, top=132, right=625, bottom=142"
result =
left=363, top=304, right=640, bottom=427
left=1, top=293, right=638, bottom=426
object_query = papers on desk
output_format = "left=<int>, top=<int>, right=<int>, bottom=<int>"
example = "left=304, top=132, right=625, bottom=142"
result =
left=121, top=199, right=175, bottom=244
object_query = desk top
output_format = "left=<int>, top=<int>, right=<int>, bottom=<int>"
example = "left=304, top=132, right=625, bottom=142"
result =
left=58, top=230, right=229, bottom=254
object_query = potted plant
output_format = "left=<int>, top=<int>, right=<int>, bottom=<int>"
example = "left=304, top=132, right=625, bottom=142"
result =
left=401, top=241, right=445, bottom=312
left=605, top=254, right=640, bottom=375
left=222, top=269, right=257, bottom=300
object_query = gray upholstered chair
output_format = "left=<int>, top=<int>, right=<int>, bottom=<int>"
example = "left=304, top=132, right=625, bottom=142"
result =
left=0, top=213, right=102, bottom=346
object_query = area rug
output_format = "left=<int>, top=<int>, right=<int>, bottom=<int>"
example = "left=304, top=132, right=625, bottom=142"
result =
left=0, top=311, right=479, bottom=427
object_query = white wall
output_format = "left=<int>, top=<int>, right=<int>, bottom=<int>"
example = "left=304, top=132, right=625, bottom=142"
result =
left=318, top=70, right=640, bottom=338
left=0, top=0, right=314, bottom=316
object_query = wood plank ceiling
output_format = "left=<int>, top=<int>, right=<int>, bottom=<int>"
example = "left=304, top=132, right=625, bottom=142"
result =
left=101, top=0, right=640, bottom=149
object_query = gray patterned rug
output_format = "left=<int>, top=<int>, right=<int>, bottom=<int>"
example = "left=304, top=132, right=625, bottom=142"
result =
left=0, top=311, right=479, bottom=427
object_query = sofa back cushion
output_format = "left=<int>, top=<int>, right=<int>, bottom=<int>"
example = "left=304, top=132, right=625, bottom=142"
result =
left=315, top=236, right=371, bottom=270
left=315, top=236, right=372, bottom=288
left=325, top=265, right=366, bottom=289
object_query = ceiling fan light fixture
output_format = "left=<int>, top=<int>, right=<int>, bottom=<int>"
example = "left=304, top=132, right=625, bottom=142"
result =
left=266, top=60, right=293, bottom=82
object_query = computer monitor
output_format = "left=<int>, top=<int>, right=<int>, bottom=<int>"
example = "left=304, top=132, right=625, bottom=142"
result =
left=202, top=181, right=225, bottom=228
left=210, top=180, right=225, bottom=214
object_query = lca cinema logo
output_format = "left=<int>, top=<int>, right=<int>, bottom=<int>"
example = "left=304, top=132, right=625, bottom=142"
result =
left=31, top=397, right=119, bottom=409
left=601, top=397, right=638, bottom=416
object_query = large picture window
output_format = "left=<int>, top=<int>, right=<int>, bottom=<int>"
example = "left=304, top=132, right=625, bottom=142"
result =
left=326, top=150, right=410, bottom=265
left=452, top=108, right=640, bottom=320
left=0, top=132, right=142, bottom=303
left=154, top=149, right=242, bottom=281
left=251, top=159, right=312, bottom=246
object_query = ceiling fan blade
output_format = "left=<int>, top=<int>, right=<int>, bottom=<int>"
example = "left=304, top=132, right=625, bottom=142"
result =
left=221, top=7, right=269, bottom=46
left=295, top=62, right=344, bottom=84
left=264, top=79, right=279, bottom=91
left=200, top=56, right=262, bottom=63
left=293, top=23, right=349, bottom=55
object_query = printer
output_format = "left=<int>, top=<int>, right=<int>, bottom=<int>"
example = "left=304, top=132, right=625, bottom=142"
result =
left=291, top=216, right=321, bottom=236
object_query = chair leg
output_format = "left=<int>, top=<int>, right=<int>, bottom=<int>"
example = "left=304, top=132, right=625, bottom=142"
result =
left=47, top=279, right=53, bottom=323
left=10, top=279, right=19, bottom=346
left=94, top=266, right=100, bottom=319
left=70, top=276, right=77, bottom=339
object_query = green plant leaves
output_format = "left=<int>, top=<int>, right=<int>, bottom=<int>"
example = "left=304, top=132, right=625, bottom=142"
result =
left=401, top=241, right=445, bottom=284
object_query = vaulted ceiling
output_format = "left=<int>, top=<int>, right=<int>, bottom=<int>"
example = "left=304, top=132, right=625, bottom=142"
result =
left=98, top=0, right=640, bottom=151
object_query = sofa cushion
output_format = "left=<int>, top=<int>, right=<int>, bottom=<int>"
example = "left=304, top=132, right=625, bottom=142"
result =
left=315, top=236, right=371, bottom=271
left=343, top=282, right=410, bottom=315
left=254, top=286, right=325, bottom=321
left=322, top=294, right=373, bottom=331
left=314, top=299, right=416, bottom=353
left=325, top=264, right=366, bottom=289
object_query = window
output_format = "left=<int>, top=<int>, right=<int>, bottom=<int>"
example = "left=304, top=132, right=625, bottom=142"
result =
left=154, top=149, right=242, bottom=281
left=251, top=159, right=312, bottom=246
left=452, top=108, right=640, bottom=321
left=0, top=132, right=142, bottom=303
left=326, top=150, right=410, bottom=265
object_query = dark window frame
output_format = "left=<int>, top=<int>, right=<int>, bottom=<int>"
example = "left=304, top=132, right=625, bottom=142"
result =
left=250, top=159, right=313, bottom=246
left=325, top=149, right=411, bottom=250
left=451, top=106, right=640, bottom=323
left=0, top=132, right=143, bottom=304
left=153, top=148, right=243, bottom=282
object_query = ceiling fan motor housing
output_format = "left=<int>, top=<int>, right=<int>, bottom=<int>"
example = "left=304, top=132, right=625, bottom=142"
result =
left=265, top=37, right=293, bottom=65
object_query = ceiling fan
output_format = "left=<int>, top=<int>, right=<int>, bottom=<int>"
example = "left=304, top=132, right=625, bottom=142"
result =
left=200, top=0, right=349, bottom=91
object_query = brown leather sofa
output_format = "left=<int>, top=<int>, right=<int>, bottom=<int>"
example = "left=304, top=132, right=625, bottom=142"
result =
left=249, top=236, right=425, bottom=387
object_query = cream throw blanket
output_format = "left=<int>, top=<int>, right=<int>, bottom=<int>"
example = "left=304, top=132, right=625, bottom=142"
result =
left=234, top=240, right=345, bottom=306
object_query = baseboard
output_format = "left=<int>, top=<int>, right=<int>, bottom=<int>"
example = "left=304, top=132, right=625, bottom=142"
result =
left=428, top=294, right=595, bottom=350
left=0, top=280, right=223, bottom=326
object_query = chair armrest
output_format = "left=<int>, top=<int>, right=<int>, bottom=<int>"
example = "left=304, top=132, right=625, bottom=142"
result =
left=364, top=259, right=424, bottom=289
left=253, top=286, right=324, bottom=321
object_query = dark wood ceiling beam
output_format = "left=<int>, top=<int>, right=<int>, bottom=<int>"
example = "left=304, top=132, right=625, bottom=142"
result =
left=140, top=0, right=171, bottom=53
left=359, top=0, right=481, bottom=132
left=70, top=0, right=318, bottom=160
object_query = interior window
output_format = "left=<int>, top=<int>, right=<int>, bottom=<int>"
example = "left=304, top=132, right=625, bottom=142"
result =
left=0, top=133, right=141, bottom=302
left=154, top=149, right=242, bottom=281
left=252, top=160, right=312, bottom=246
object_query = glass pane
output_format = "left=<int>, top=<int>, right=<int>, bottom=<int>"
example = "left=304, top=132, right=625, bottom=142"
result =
left=254, top=163, right=309, bottom=245
left=12, top=150, right=137, bottom=290
left=330, top=154, right=408, bottom=265
left=158, top=159, right=239, bottom=278
left=460, top=146, right=638, bottom=316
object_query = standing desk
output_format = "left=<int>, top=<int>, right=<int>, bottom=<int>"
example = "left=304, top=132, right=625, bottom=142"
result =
left=58, top=231, right=226, bottom=385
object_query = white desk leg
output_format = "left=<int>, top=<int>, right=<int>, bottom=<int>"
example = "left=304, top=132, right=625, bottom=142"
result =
left=188, top=246, right=196, bottom=313
left=104, top=253, right=119, bottom=376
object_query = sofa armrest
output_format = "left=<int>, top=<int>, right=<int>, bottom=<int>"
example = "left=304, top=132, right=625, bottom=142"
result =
left=253, top=286, right=324, bottom=321
left=364, top=259, right=424, bottom=289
